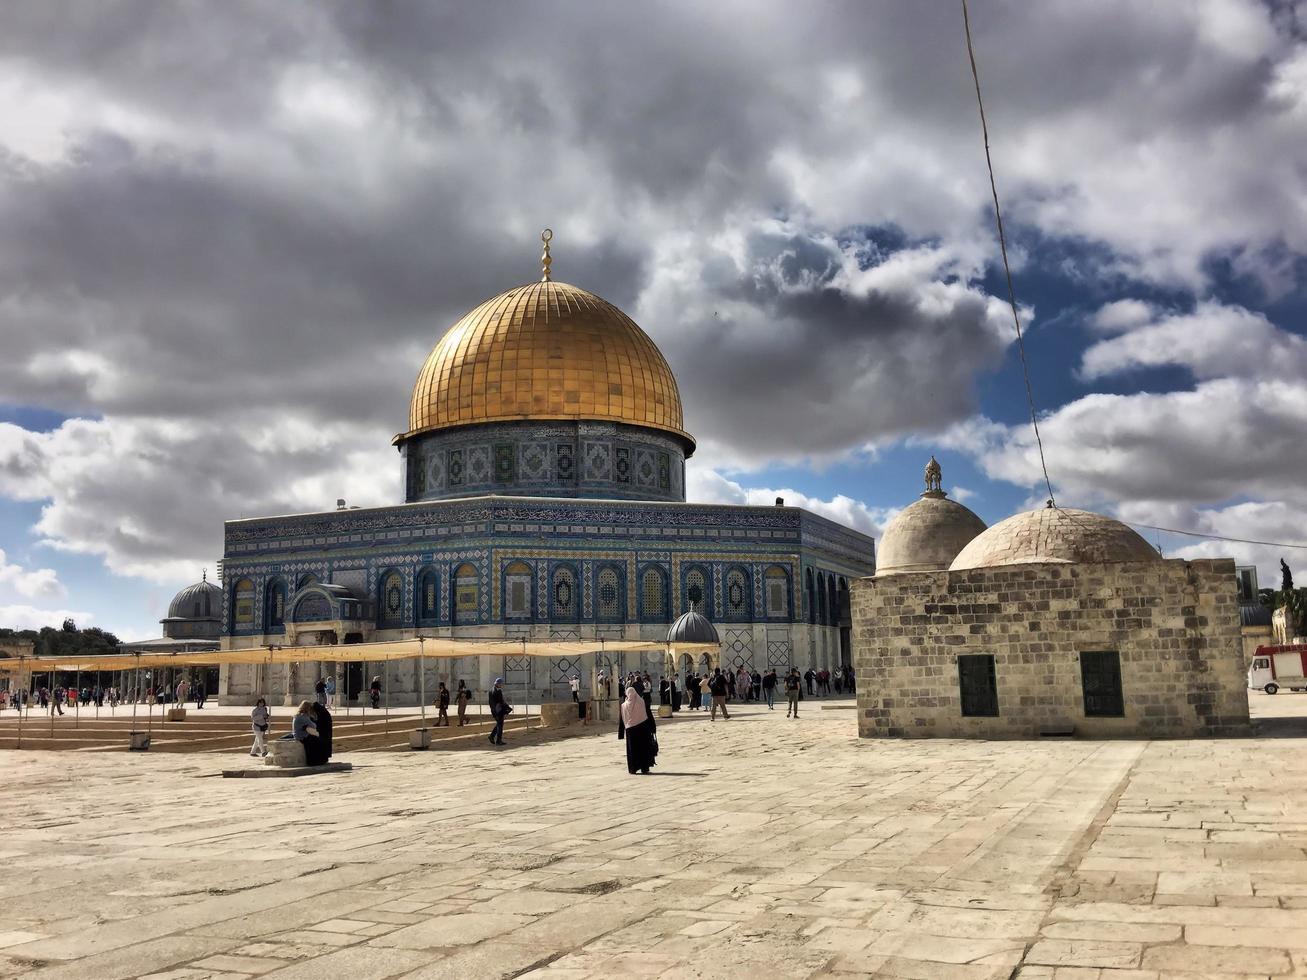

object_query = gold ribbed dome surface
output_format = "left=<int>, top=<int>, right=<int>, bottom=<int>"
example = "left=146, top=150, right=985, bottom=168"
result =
left=401, top=280, right=692, bottom=448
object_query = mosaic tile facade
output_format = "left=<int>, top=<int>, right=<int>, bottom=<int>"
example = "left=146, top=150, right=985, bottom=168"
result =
left=402, top=420, right=686, bottom=504
left=223, top=495, right=872, bottom=634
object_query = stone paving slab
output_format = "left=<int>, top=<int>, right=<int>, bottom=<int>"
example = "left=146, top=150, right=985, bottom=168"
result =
left=1, top=696, right=1306, bottom=978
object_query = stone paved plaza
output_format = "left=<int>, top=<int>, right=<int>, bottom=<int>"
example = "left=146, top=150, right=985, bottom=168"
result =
left=1, top=695, right=1306, bottom=979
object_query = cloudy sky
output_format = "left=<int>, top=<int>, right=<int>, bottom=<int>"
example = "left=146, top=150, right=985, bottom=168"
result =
left=1, top=0, right=1305, bottom=638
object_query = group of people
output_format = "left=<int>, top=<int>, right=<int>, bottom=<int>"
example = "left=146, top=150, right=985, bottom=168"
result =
left=432, top=679, right=474, bottom=727
left=802, top=666, right=856, bottom=696
left=0, top=681, right=217, bottom=714
left=249, top=696, right=334, bottom=766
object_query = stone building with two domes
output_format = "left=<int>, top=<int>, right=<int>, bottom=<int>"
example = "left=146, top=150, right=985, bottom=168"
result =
left=215, top=237, right=876, bottom=705
left=853, top=462, right=1249, bottom=738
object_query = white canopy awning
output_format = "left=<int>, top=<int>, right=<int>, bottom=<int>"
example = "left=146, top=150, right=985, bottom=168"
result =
left=0, top=634, right=720, bottom=673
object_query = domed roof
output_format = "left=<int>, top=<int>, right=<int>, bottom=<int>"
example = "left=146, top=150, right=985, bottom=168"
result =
left=166, top=573, right=223, bottom=620
left=950, top=507, right=1160, bottom=571
left=398, top=276, right=693, bottom=452
left=877, top=476, right=988, bottom=576
left=667, top=609, right=720, bottom=646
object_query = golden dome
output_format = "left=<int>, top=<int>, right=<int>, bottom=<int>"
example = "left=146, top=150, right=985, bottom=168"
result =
left=399, top=279, right=693, bottom=451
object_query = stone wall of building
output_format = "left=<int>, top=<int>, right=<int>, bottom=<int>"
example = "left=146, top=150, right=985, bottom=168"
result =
left=1241, top=624, right=1274, bottom=666
left=852, top=558, right=1249, bottom=738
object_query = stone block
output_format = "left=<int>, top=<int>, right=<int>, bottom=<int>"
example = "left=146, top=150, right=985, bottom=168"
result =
left=410, top=728, right=432, bottom=750
left=539, top=702, right=580, bottom=727
left=266, top=738, right=306, bottom=767
left=165, top=707, right=187, bottom=722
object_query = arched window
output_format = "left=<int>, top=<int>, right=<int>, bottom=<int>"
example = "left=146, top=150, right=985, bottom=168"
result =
left=453, top=563, right=479, bottom=626
left=504, top=561, right=532, bottom=620
left=723, top=566, right=751, bottom=621
left=683, top=564, right=711, bottom=618
left=378, top=570, right=404, bottom=627
left=816, top=572, right=829, bottom=626
left=827, top=575, right=838, bottom=627
left=836, top=578, right=850, bottom=627
left=596, top=565, right=623, bottom=622
left=804, top=568, right=816, bottom=625
left=265, top=579, right=287, bottom=631
left=416, top=567, right=439, bottom=625
left=640, top=566, right=668, bottom=622
left=233, top=578, right=255, bottom=629
left=764, top=566, right=789, bottom=619
left=297, top=572, right=319, bottom=589
left=551, top=564, right=579, bottom=623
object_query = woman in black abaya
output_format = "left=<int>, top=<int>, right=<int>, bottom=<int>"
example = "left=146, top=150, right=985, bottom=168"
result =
left=617, top=686, right=657, bottom=775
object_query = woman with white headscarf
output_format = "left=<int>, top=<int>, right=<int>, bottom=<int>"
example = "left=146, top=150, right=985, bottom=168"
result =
left=617, top=685, right=657, bottom=775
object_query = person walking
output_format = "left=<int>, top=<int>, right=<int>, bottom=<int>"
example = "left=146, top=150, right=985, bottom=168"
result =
left=369, top=676, right=382, bottom=709
left=617, top=685, right=657, bottom=774
left=250, top=698, right=271, bottom=756
left=763, top=669, right=777, bottom=709
left=785, top=669, right=802, bottom=718
left=804, top=668, right=816, bottom=696
left=435, top=682, right=450, bottom=726
left=658, top=675, right=670, bottom=708
left=569, top=674, right=582, bottom=704
left=488, top=678, right=510, bottom=745
left=456, top=680, right=471, bottom=726
left=709, top=668, right=730, bottom=721
left=314, top=676, right=327, bottom=705
left=324, top=675, right=337, bottom=708
left=175, top=677, right=190, bottom=706
left=194, top=680, right=207, bottom=709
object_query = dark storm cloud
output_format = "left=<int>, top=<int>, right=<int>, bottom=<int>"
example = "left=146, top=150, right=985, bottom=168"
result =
left=660, top=228, right=1010, bottom=461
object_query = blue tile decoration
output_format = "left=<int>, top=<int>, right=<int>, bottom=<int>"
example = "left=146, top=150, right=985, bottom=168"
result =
left=556, top=444, right=574, bottom=482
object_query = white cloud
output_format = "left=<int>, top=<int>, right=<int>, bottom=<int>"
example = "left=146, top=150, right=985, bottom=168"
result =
left=1088, top=299, right=1156, bottom=333
left=686, top=461, right=892, bottom=538
left=0, top=416, right=396, bottom=583
left=1081, top=301, right=1307, bottom=380
left=935, top=376, right=1307, bottom=589
left=0, top=604, right=92, bottom=631
left=0, top=549, right=66, bottom=599
left=950, top=485, right=977, bottom=503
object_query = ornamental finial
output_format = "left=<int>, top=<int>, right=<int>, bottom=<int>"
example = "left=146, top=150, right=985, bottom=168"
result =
left=540, top=228, right=553, bottom=282
left=923, top=455, right=944, bottom=497
left=202, top=567, right=207, bottom=582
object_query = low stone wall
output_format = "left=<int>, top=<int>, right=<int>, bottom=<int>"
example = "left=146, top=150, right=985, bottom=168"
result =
left=853, top=558, right=1249, bottom=739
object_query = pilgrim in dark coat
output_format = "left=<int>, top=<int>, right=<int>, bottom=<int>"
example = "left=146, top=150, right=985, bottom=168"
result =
left=617, top=686, right=657, bottom=774
left=313, top=700, right=334, bottom=759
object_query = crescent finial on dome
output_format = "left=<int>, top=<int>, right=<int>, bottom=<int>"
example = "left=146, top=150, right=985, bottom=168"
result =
left=540, top=228, right=553, bottom=282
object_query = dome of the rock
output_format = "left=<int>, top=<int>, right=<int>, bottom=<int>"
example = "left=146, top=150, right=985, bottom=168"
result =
left=949, top=507, right=1160, bottom=571
left=398, top=279, right=692, bottom=452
